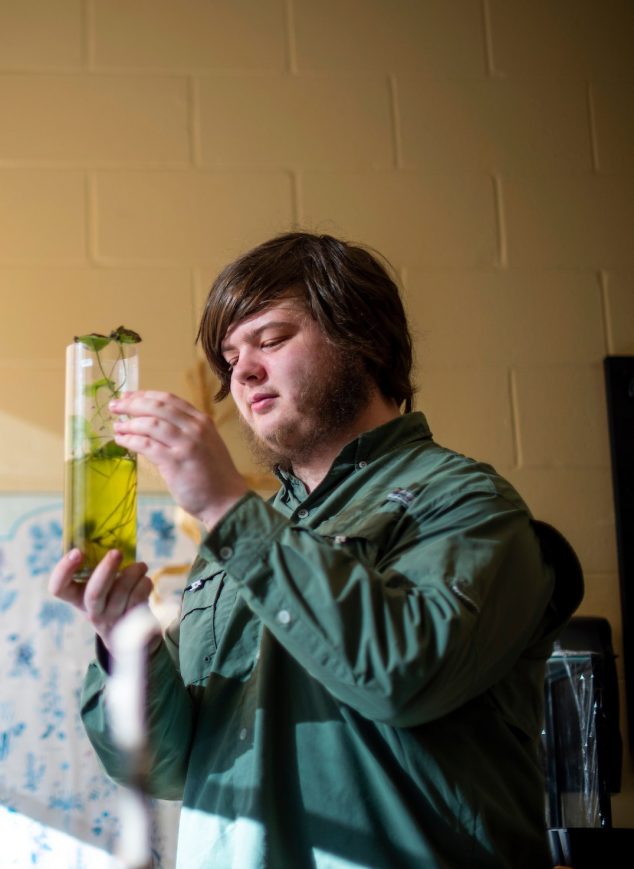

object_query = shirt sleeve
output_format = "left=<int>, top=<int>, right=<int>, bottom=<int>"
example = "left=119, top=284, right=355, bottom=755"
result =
left=201, top=488, right=554, bottom=727
left=80, top=639, right=194, bottom=799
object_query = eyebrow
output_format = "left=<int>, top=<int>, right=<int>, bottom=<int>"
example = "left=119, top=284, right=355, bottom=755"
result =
left=220, top=319, right=297, bottom=355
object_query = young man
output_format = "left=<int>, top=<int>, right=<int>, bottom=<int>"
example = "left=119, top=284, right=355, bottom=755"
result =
left=50, top=233, right=579, bottom=868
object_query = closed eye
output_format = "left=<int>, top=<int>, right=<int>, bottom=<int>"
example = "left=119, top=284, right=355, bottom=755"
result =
left=221, top=320, right=298, bottom=372
left=261, top=337, right=286, bottom=350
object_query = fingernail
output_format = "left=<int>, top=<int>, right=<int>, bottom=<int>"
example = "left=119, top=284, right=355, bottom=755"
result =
left=67, top=548, right=82, bottom=563
left=109, top=400, right=120, bottom=410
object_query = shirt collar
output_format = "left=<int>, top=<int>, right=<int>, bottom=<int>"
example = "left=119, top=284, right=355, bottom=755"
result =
left=274, top=411, right=432, bottom=498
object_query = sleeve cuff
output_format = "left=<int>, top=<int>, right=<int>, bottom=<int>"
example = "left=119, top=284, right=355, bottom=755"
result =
left=95, top=635, right=112, bottom=675
left=94, top=632, right=165, bottom=677
left=200, top=490, right=289, bottom=583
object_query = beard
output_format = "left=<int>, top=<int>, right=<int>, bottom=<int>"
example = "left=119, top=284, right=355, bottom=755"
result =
left=240, top=348, right=373, bottom=474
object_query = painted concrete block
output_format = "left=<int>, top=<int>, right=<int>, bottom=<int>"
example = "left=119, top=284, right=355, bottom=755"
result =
left=301, top=171, right=498, bottom=268
left=592, top=82, right=634, bottom=172
left=488, top=0, right=634, bottom=79
left=398, top=78, right=592, bottom=173
left=294, top=0, right=485, bottom=75
left=92, top=0, right=287, bottom=71
left=604, top=271, right=634, bottom=355
left=418, top=365, right=516, bottom=469
left=0, top=75, right=189, bottom=164
left=0, top=170, right=85, bottom=263
left=513, top=364, right=611, bottom=468
left=0, top=267, right=196, bottom=366
left=94, top=170, right=294, bottom=265
left=198, top=73, right=393, bottom=169
left=404, top=268, right=606, bottom=366
left=504, top=175, right=634, bottom=268
left=0, top=0, right=82, bottom=70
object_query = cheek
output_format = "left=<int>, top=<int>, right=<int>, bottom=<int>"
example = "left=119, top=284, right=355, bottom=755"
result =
left=229, top=385, right=248, bottom=417
left=296, top=352, right=330, bottom=392
left=288, top=349, right=317, bottom=383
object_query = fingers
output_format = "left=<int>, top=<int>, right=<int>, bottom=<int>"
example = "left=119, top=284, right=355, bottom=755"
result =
left=112, top=423, right=174, bottom=459
left=108, top=388, right=243, bottom=526
left=111, top=391, right=210, bottom=456
left=81, top=549, right=124, bottom=616
left=51, top=546, right=155, bottom=653
left=96, top=564, right=153, bottom=623
left=83, top=557, right=154, bottom=650
left=113, top=414, right=184, bottom=449
left=49, top=548, right=87, bottom=609
left=110, top=391, right=199, bottom=426
left=83, top=554, right=148, bottom=619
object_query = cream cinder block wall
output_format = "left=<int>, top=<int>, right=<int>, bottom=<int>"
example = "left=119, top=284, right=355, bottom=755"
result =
left=1, top=0, right=633, bottom=821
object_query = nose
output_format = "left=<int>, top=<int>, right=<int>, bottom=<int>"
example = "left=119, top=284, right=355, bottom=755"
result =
left=232, top=348, right=265, bottom=385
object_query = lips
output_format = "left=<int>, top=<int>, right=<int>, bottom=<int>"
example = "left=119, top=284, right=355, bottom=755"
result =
left=249, top=393, right=277, bottom=413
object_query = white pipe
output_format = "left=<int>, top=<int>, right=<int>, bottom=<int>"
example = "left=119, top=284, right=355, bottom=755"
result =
left=107, top=604, right=162, bottom=868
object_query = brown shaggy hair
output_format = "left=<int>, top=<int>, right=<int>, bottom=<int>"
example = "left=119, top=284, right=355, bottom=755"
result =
left=197, top=232, right=415, bottom=412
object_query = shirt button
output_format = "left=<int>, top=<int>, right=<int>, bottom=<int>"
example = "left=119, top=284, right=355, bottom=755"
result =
left=276, top=609, right=292, bottom=625
left=219, top=546, right=233, bottom=560
left=357, top=460, right=367, bottom=469
left=297, top=508, right=309, bottom=519
left=239, top=728, right=248, bottom=741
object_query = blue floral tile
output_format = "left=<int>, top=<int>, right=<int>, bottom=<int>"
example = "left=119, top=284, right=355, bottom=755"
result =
left=0, top=494, right=196, bottom=868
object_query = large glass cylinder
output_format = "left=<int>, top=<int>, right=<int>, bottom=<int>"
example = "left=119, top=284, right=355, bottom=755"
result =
left=63, top=331, right=140, bottom=582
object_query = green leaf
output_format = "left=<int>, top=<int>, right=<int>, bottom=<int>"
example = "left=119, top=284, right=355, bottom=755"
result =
left=94, top=441, right=129, bottom=459
left=82, top=519, right=96, bottom=539
left=110, top=325, right=142, bottom=345
left=75, top=333, right=111, bottom=351
left=84, top=377, right=116, bottom=398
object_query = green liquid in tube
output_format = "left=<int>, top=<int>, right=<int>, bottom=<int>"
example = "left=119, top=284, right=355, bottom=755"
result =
left=64, top=453, right=137, bottom=582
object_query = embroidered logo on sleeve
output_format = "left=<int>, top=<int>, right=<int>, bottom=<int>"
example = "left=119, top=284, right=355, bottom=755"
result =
left=386, top=487, right=415, bottom=508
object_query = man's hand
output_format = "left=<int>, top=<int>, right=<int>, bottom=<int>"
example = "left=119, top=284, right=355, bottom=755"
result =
left=49, top=548, right=156, bottom=654
left=110, top=391, right=248, bottom=530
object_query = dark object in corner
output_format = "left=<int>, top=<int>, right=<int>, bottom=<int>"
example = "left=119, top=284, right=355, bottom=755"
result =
left=543, top=616, right=622, bottom=831
left=548, top=826, right=634, bottom=869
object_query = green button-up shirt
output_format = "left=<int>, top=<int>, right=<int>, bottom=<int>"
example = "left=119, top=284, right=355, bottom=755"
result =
left=82, top=412, right=566, bottom=868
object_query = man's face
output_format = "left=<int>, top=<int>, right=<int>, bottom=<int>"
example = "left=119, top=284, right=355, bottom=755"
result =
left=221, top=299, right=371, bottom=466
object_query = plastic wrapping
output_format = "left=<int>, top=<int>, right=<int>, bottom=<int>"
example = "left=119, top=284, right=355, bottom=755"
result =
left=543, top=650, right=602, bottom=827
left=541, top=617, right=622, bottom=830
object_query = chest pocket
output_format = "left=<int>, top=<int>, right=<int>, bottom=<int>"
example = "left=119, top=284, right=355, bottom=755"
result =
left=316, top=490, right=411, bottom=568
left=178, top=571, right=237, bottom=686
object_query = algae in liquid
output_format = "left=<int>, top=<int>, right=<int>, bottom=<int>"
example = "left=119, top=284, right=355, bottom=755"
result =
left=64, top=453, right=137, bottom=581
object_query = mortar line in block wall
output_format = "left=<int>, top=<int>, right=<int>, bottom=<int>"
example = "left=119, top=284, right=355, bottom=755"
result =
left=388, top=74, right=404, bottom=169
left=492, top=175, right=507, bottom=268
left=508, top=368, right=523, bottom=469
left=285, top=0, right=299, bottom=74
